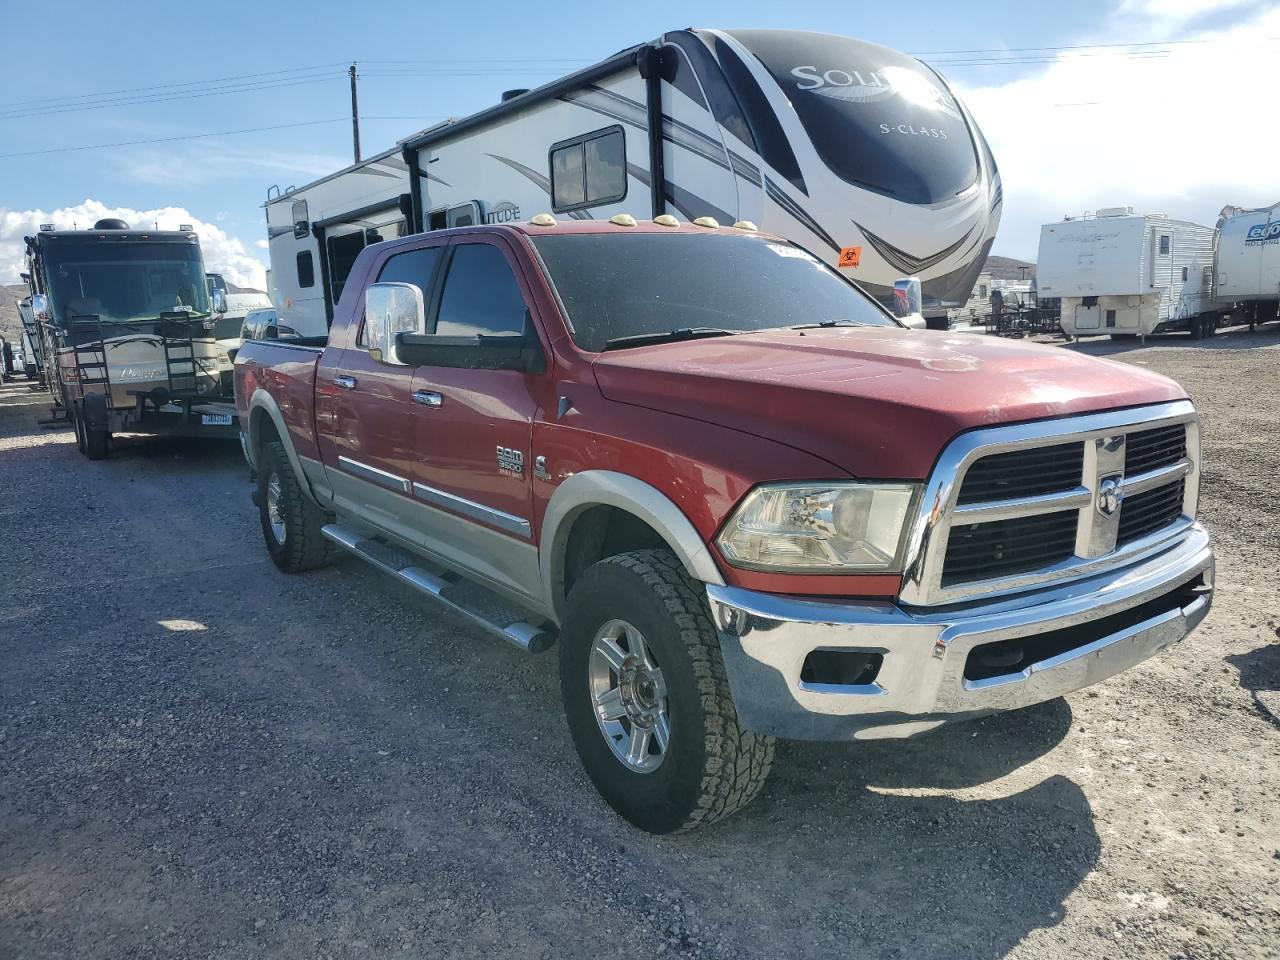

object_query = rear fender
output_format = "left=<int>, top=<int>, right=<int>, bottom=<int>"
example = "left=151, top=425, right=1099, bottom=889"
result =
left=539, top=470, right=725, bottom=624
left=246, top=388, right=325, bottom=509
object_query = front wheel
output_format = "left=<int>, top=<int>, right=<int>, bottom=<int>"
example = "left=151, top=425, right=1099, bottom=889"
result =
left=257, top=439, right=333, bottom=572
left=559, top=549, right=774, bottom=833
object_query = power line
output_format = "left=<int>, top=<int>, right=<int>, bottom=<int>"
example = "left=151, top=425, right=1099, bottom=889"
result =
left=0, top=118, right=346, bottom=159
left=0, top=62, right=351, bottom=110
left=0, top=115, right=450, bottom=159
left=0, top=73, right=347, bottom=121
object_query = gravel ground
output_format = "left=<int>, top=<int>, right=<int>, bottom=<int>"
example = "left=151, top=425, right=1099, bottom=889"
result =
left=1, top=329, right=1278, bottom=960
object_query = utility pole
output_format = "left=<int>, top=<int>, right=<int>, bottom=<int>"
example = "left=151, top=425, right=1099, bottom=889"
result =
left=348, top=63, right=361, bottom=164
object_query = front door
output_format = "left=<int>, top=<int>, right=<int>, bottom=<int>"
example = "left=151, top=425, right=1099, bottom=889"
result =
left=325, top=241, right=446, bottom=543
left=408, top=238, right=548, bottom=604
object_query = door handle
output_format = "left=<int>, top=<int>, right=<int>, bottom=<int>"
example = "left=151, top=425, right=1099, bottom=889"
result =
left=413, top=389, right=443, bottom=407
left=334, top=375, right=356, bottom=390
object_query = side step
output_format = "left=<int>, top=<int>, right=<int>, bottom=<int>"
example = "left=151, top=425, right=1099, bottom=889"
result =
left=321, top=524, right=556, bottom=654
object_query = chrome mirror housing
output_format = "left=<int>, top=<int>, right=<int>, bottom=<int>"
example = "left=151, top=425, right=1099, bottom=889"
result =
left=364, top=282, right=426, bottom=365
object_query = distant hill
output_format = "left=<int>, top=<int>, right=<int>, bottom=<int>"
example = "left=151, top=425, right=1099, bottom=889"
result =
left=228, top=283, right=265, bottom=295
left=986, top=255, right=1035, bottom=285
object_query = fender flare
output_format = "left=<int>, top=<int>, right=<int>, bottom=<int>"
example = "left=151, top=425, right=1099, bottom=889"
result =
left=539, top=470, right=725, bottom=623
left=245, top=389, right=322, bottom=507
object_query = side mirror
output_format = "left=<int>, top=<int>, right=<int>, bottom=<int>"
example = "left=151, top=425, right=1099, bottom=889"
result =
left=211, top=289, right=228, bottom=315
left=395, top=333, right=545, bottom=372
left=365, top=282, right=426, bottom=365
left=891, top=277, right=922, bottom=319
left=31, top=294, right=50, bottom=320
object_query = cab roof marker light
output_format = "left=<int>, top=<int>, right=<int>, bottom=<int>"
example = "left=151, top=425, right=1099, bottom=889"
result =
left=609, top=213, right=637, bottom=227
left=653, top=214, right=680, bottom=227
left=529, top=213, right=557, bottom=226
left=733, top=220, right=758, bottom=232
left=693, top=216, right=719, bottom=228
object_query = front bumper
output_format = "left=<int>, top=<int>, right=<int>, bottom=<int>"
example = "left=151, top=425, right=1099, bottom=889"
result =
left=707, top=525, right=1213, bottom=741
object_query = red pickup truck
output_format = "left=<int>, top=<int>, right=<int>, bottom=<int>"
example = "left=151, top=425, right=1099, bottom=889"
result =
left=235, top=217, right=1214, bottom=833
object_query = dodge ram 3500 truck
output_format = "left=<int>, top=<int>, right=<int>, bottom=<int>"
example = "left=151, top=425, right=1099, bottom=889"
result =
left=235, top=216, right=1214, bottom=833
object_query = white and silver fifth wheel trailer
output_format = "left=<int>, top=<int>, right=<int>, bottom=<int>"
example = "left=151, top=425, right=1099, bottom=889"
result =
left=1213, top=201, right=1280, bottom=330
left=264, top=28, right=1003, bottom=336
left=1037, top=207, right=1218, bottom=340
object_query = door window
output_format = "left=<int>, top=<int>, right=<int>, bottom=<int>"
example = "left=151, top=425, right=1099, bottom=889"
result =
left=436, top=244, right=529, bottom=337
left=358, top=245, right=445, bottom=347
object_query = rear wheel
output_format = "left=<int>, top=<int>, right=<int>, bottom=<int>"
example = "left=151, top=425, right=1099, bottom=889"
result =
left=559, top=549, right=774, bottom=833
left=257, top=439, right=333, bottom=572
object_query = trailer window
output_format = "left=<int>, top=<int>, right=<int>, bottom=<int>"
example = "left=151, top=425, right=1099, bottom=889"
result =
left=1159, top=234, right=1170, bottom=255
left=549, top=126, right=626, bottom=212
left=435, top=244, right=528, bottom=337
left=296, top=251, right=315, bottom=289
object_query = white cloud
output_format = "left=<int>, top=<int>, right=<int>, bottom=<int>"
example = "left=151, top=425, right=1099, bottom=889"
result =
left=0, top=199, right=267, bottom=289
left=115, top=144, right=347, bottom=189
left=956, top=3, right=1280, bottom=260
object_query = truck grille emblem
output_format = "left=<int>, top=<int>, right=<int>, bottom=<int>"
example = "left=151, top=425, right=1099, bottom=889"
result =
left=1097, top=474, right=1124, bottom=517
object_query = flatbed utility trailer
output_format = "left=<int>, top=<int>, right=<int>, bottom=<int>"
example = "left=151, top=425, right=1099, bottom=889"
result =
left=23, top=219, right=240, bottom=459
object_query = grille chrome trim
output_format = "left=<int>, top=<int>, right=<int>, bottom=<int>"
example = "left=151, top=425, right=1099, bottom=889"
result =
left=900, top=400, right=1199, bottom=606
left=951, top=485, right=1093, bottom=523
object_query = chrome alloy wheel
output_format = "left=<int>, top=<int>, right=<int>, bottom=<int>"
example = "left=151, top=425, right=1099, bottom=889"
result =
left=266, top=472, right=286, bottom=545
left=588, top=619, right=670, bottom=773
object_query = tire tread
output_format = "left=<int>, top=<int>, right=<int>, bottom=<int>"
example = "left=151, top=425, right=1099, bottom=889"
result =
left=594, top=549, right=774, bottom=831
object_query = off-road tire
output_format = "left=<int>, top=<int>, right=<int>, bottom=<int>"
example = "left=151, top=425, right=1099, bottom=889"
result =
left=258, top=439, right=333, bottom=572
left=559, top=549, right=774, bottom=833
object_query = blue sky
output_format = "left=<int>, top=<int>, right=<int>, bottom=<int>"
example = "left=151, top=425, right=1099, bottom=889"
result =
left=3, top=0, right=1278, bottom=284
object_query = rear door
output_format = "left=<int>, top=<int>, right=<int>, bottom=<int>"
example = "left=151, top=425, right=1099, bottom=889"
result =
left=324, top=239, right=447, bottom=542
left=407, top=237, right=549, bottom=604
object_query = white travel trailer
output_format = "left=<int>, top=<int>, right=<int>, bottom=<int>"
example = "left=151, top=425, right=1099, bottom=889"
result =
left=1037, top=208, right=1217, bottom=339
left=1213, top=201, right=1280, bottom=329
left=264, top=29, right=1003, bottom=335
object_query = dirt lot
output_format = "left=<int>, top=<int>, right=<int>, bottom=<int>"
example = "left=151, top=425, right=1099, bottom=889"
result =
left=1, top=329, right=1278, bottom=960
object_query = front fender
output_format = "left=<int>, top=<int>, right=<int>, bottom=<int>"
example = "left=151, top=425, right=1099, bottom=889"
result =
left=539, top=470, right=725, bottom=623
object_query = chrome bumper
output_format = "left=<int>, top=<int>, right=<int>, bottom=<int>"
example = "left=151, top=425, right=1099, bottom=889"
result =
left=707, top=525, right=1214, bottom=741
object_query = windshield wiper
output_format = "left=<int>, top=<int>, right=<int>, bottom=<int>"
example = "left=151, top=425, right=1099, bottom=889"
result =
left=602, top=327, right=740, bottom=351
left=788, top=319, right=872, bottom=331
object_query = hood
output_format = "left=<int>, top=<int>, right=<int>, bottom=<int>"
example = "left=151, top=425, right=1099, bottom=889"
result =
left=591, top=328, right=1185, bottom=478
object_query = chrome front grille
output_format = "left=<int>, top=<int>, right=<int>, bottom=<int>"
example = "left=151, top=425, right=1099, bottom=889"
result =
left=901, top=401, right=1200, bottom=606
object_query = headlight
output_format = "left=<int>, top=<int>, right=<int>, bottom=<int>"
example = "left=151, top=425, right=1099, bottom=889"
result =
left=716, top=483, right=920, bottom=573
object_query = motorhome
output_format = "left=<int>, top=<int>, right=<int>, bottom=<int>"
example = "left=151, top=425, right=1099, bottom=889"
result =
left=23, top=219, right=239, bottom=459
left=1213, top=201, right=1280, bottom=330
left=1037, top=208, right=1217, bottom=339
left=264, top=28, right=1002, bottom=335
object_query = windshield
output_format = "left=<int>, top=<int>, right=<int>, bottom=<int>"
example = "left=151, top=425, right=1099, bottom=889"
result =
left=530, top=233, right=896, bottom=352
left=726, top=29, right=979, bottom=205
left=43, top=239, right=210, bottom=326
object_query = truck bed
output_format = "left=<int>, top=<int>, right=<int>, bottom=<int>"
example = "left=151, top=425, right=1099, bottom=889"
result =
left=233, top=338, right=326, bottom=461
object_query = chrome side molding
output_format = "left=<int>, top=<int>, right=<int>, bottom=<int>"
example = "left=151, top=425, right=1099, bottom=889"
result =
left=411, top=481, right=531, bottom=539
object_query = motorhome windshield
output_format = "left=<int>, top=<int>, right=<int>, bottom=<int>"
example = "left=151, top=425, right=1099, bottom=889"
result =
left=530, top=232, right=896, bottom=352
left=726, top=30, right=979, bottom=205
left=42, top=239, right=210, bottom=326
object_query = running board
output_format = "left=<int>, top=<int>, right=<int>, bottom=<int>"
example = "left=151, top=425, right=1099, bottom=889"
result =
left=321, top=524, right=555, bottom=654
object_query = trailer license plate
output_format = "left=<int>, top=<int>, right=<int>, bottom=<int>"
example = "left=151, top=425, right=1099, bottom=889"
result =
left=202, top=413, right=233, bottom=426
